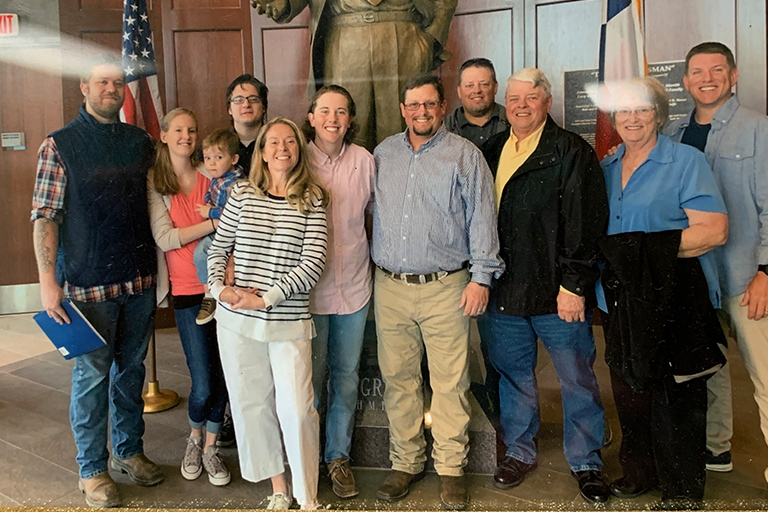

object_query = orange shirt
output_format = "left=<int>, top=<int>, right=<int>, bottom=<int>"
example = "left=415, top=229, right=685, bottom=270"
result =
left=166, top=173, right=210, bottom=296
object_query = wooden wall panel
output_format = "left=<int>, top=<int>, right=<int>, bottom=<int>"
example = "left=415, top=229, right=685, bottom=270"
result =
left=262, top=27, right=311, bottom=123
left=162, top=0, right=253, bottom=135
left=443, top=8, right=515, bottom=113
left=80, top=0, right=123, bottom=9
left=0, top=49, right=64, bottom=286
left=173, top=30, right=246, bottom=135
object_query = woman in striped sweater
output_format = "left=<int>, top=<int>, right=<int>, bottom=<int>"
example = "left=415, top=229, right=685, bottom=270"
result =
left=207, top=117, right=328, bottom=510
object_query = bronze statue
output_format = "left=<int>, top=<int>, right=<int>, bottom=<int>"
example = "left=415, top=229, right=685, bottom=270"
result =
left=252, top=0, right=457, bottom=150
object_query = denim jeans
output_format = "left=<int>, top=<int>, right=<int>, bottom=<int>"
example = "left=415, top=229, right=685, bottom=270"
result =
left=477, top=306, right=604, bottom=472
left=193, top=234, right=214, bottom=286
left=311, top=300, right=370, bottom=462
left=70, top=288, right=156, bottom=479
left=175, top=299, right=228, bottom=434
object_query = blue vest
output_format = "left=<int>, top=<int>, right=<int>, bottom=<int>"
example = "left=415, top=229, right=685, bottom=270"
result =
left=50, top=106, right=157, bottom=288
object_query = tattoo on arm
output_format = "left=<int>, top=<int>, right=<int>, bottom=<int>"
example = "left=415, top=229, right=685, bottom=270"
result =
left=33, top=219, right=58, bottom=275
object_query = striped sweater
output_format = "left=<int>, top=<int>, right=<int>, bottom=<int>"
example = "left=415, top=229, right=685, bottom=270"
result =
left=208, top=181, right=327, bottom=342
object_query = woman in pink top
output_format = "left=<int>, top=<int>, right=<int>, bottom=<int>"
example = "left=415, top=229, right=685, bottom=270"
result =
left=147, top=108, right=230, bottom=487
left=302, top=85, right=375, bottom=498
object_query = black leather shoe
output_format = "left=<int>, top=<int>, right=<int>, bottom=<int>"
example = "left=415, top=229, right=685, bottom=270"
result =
left=376, top=470, right=425, bottom=502
left=609, top=476, right=653, bottom=498
left=571, top=470, right=610, bottom=504
left=493, top=456, right=536, bottom=489
left=440, top=475, right=468, bottom=510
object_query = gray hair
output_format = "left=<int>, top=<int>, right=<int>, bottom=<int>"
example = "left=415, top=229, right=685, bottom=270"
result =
left=506, top=68, right=552, bottom=98
left=608, top=76, right=669, bottom=132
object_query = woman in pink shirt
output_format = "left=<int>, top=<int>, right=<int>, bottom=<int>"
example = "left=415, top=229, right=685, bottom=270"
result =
left=148, top=108, right=230, bottom=488
left=302, top=85, right=375, bottom=498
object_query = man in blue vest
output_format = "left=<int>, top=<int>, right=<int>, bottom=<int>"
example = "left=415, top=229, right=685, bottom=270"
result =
left=31, top=55, right=163, bottom=508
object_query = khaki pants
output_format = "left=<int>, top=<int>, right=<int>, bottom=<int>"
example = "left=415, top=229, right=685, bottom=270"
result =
left=374, top=267, right=471, bottom=476
left=712, top=294, right=768, bottom=450
left=323, top=21, right=433, bottom=150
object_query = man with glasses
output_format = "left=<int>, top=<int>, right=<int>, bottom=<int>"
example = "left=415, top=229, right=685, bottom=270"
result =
left=479, top=68, right=609, bottom=504
left=225, top=74, right=269, bottom=175
left=371, top=73, right=503, bottom=510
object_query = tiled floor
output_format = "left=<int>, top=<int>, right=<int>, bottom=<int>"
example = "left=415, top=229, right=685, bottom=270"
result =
left=0, top=313, right=767, bottom=510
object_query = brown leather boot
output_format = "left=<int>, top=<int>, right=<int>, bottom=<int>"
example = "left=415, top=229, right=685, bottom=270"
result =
left=110, top=453, right=164, bottom=486
left=376, top=469, right=425, bottom=502
left=328, top=458, right=359, bottom=498
left=440, top=475, right=468, bottom=510
left=78, top=473, right=121, bottom=508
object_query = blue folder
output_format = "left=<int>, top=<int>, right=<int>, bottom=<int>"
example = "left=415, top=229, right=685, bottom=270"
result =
left=33, top=300, right=107, bottom=359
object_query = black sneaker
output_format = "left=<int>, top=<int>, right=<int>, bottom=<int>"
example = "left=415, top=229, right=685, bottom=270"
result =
left=705, top=449, right=733, bottom=472
left=217, top=413, right=236, bottom=447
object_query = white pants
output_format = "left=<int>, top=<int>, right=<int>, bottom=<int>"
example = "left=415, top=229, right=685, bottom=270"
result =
left=708, top=294, right=768, bottom=454
left=217, top=325, right=319, bottom=507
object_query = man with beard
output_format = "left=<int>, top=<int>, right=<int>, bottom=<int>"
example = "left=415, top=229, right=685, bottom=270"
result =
left=371, top=73, right=504, bottom=510
left=445, top=58, right=509, bottom=149
left=31, top=55, right=162, bottom=508
left=225, top=74, right=268, bottom=175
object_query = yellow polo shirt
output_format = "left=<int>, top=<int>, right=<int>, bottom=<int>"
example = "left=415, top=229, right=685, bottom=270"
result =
left=494, top=121, right=546, bottom=210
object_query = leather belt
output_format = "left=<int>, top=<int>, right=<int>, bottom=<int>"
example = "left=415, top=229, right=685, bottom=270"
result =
left=377, top=265, right=465, bottom=285
left=329, top=11, right=420, bottom=27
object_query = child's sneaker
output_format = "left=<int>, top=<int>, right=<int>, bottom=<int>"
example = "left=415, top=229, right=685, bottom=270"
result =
left=266, top=492, right=293, bottom=509
left=202, top=446, right=231, bottom=486
left=181, top=436, right=203, bottom=480
left=196, top=297, right=217, bottom=325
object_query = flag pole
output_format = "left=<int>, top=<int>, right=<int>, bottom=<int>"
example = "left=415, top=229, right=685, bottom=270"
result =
left=143, top=330, right=179, bottom=413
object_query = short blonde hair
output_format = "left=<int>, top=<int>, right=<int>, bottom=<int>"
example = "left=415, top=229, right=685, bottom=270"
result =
left=249, top=117, right=328, bottom=214
left=608, top=76, right=669, bottom=132
left=507, top=68, right=552, bottom=98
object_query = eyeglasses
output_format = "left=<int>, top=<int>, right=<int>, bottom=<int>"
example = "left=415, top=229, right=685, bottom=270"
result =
left=403, top=100, right=441, bottom=112
left=230, top=95, right=262, bottom=105
left=615, top=106, right=655, bottom=120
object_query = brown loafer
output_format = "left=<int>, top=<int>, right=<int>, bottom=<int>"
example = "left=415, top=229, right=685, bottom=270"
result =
left=110, top=453, right=164, bottom=486
left=440, top=475, right=468, bottom=510
left=328, top=458, right=359, bottom=498
left=78, top=473, right=121, bottom=508
left=376, top=469, right=425, bottom=502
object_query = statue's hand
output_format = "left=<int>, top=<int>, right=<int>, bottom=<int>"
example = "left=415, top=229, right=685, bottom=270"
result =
left=251, top=0, right=288, bottom=20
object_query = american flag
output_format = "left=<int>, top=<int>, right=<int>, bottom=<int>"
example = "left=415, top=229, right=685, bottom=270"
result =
left=120, top=0, right=163, bottom=139
left=595, top=0, right=647, bottom=159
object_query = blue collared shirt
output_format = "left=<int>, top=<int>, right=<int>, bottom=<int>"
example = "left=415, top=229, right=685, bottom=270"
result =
left=667, top=96, right=768, bottom=297
left=599, top=134, right=727, bottom=308
left=371, top=125, right=504, bottom=286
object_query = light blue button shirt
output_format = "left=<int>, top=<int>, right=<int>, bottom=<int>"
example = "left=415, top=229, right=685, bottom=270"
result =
left=598, top=134, right=727, bottom=309
left=667, top=96, right=768, bottom=297
left=371, top=125, right=504, bottom=286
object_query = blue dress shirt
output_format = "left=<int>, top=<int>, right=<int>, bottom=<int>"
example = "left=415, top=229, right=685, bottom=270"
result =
left=598, top=134, right=727, bottom=309
left=371, top=125, right=504, bottom=286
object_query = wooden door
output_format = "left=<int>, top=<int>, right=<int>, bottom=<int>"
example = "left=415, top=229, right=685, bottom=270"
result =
left=162, top=0, right=254, bottom=138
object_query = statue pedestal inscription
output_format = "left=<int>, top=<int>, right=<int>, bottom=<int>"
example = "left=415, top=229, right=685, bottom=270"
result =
left=348, top=320, right=497, bottom=475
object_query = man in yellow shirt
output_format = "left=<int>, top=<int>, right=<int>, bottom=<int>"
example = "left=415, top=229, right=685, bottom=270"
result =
left=478, top=68, right=610, bottom=505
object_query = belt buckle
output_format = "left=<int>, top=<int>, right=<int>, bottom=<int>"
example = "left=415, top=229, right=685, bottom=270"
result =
left=362, top=12, right=376, bottom=22
left=399, top=273, right=411, bottom=285
left=419, top=274, right=427, bottom=285
left=436, top=271, right=448, bottom=281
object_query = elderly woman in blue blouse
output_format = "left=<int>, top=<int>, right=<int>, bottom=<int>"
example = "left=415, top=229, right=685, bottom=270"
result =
left=597, top=76, right=728, bottom=510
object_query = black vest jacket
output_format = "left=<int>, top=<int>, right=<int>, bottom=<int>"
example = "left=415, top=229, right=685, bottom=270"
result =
left=51, top=106, right=156, bottom=287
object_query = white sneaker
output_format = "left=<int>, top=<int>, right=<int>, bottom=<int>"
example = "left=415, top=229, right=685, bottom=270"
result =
left=181, top=436, right=203, bottom=480
left=202, top=447, right=231, bottom=486
left=266, top=492, right=293, bottom=509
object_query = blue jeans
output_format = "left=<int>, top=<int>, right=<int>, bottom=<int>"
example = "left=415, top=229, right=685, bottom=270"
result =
left=175, top=299, right=228, bottom=434
left=311, top=300, right=370, bottom=462
left=70, top=288, right=156, bottom=479
left=193, top=234, right=214, bottom=286
left=477, top=306, right=604, bottom=472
